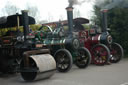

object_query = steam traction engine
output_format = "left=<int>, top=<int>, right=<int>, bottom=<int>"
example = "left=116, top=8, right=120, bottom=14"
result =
left=32, top=7, right=91, bottom=72
left=79, top=9, right=124, bottom=65
left=0, top=11, right=56, bottom=81
left=78, top=22, right=111, bottom=65
left=96, top=9, right=123, bottom=63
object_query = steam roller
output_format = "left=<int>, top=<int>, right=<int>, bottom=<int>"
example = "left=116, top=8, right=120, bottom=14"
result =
left=20, top=49, right=56, bottom=81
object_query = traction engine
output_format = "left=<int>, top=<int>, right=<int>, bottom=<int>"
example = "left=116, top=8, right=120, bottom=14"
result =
left=0, top=10, right=56, bottom=81
left=32, top=7, right=91, bottom=72
left=79, top=9, right=124, bottom=65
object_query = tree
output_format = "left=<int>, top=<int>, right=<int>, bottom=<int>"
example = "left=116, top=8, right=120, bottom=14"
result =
left=2, top=2, right=20, bottom=16
left=25, top=4, right=40, bottom=23
left=92, top=0, right=128, bottom=56
left=73, top=9, right=81, bottom=18
left=47, top=13, right=53, bottom=22
left=107, top=8, right=128, bottom=56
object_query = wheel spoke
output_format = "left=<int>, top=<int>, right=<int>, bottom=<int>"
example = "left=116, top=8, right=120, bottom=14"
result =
left=76, top=48, right=89, bottom=67
left=62, top=54, right=66, bottom=58
left=55, top=49, right=72, bottom=72
left=60, top=64, right=64, bottom=69
left=109, top=43, right=123, bottom=63
left=92, top=44, right=110, bottom=65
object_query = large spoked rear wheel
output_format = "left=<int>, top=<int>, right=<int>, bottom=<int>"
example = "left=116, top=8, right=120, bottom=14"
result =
left=109, top=43, right=124, bottom=63
left=75, top=47, right=91, bottom=68
left=91, top=44, right=110, bottom=65
left=54, top=49, right=73, bottom=72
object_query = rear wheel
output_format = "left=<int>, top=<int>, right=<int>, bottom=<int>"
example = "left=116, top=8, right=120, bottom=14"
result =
left=109, top=43, right=124, bottom=63
left=54, top=49, right=73, bottom=72
left=75, top=47, right=91, bottom=68
left=91, top=44, right=110, bottom=65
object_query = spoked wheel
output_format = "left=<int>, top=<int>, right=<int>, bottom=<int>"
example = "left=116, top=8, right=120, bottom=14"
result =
left=109, top=43, right=124, bottom=63
left=75, top=47, right=91, bottom=68
left=91, top=44, right=110, bottom=65
left=54, top=49, right=73, bottom=72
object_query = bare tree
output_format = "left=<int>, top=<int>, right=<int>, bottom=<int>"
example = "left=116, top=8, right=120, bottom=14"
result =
left=47, top=13, right=53, bottom=22
left=25, top=4, right=40, bottom=23
left=73, top=9, right=81, bottom=18
left=59, top=15, right=64, bottom=21
left=2, top=2, right=20, bottom=16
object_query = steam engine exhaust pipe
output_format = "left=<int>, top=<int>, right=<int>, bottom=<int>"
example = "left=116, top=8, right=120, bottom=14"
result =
left=66, top=7, right=74, bottom=37
left=101, top=9, right=108, bottom=32
left=22, top=10, right=30, bottom=41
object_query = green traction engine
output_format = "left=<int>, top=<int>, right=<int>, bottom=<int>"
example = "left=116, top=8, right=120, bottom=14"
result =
left=32, top=7, right=91, bottom=72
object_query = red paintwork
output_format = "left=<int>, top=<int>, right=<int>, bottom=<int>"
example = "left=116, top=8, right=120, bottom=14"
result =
left=79, top=30, right=107, bottom=64
left=101, top=9, right=108, bottom=13
left=79, top=30, right=100, bottom=51
left=91, top=45, right=108, bottom=65
left=91, top=34, right=100, bottom=44
left=79, top=30, right=92, bottom=50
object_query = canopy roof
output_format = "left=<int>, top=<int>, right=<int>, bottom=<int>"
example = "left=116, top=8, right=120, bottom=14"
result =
left=0, top=14, right=35, bottom=28
left=42, top=17, right=89, bottom=27
left=73, top=17, right=89, bottom=24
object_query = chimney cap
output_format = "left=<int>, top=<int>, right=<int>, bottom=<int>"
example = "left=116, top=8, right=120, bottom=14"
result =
left=22, top=10, right=29, bottom=13
left=101, top=9, right=108, bottom=12
left=66, top=7, right=74, bottom=11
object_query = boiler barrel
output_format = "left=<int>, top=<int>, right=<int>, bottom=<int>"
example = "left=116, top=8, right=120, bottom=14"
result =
left=20, top=54, right=56, bottom=81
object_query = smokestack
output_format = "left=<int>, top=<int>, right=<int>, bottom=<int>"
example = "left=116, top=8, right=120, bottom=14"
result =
left=101, top=9, right=108, bottom=32
left=22, top=10, right=29, bottom=41
left=66, top=7, right=74, bottom=36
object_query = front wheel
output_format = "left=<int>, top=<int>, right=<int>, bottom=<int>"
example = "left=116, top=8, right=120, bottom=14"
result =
left=75, top=47, right=91, bottom=68
left=109, top=43, right=124, bottom=63
left=54, top=49, right=73, bottom=72
left=91, top=44, right=110, bottom=65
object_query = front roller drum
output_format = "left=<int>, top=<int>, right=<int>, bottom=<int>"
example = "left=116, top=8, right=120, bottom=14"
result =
left=75, top=47, right=91, bottom=68
left=20, top=54, right=56, bottom=81
left=91, top=44, right=110, bottom=65
left=109, top=43, right=124, bottom=63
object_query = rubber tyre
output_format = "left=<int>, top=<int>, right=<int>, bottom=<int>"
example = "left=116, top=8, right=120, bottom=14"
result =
left=54, top=49, right=73, bottom=72
left=75, top=47, right=91, bottom=68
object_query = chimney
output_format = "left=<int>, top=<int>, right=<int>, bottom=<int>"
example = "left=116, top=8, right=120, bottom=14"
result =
left=101, top=9, right=108, bottom=32
left=22, top=10, right=29, bottom=41
left=66, top=7, right=74, bottom=36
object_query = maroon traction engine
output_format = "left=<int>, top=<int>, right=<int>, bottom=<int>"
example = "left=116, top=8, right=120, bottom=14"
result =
left=79, top=9, right=124, bottom=65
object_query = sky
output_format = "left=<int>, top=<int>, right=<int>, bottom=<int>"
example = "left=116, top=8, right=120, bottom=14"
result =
left=0, top=0, right=95, bottom=22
